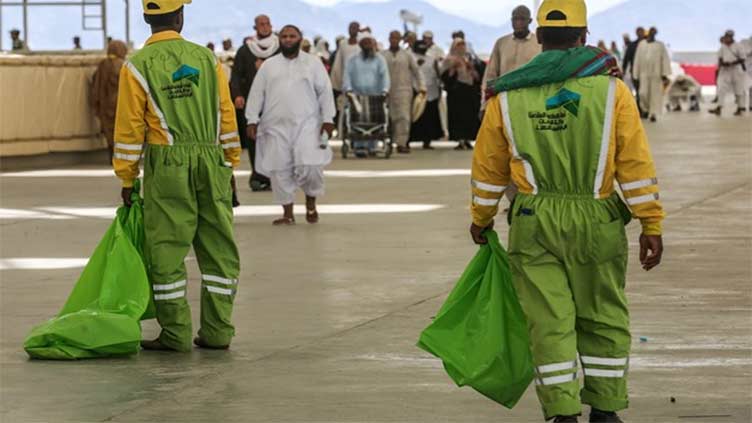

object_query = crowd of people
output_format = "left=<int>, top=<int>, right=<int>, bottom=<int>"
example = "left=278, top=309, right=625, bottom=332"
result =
left=81, top=5, right=752, bottom=199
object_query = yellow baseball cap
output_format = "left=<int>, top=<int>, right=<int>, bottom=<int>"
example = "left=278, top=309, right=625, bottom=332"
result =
left=143, top=0, right=191, bottom=15
left=537, top=0, right=587, bottom=28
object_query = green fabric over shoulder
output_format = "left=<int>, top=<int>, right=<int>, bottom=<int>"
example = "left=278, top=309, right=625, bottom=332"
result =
left=486, top=46, right=620, bottom=96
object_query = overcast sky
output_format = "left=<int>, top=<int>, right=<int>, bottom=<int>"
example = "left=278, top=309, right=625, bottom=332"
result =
left=302, top=0, right=628, bottom=25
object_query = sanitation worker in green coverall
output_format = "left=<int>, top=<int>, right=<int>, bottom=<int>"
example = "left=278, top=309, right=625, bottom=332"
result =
left=469, top=0, right=665, bottom=421
left=113, top=0, right=243, bottom=352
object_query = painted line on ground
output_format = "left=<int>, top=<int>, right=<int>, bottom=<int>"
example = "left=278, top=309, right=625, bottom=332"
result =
left=0, top=204, right=446, bottom=220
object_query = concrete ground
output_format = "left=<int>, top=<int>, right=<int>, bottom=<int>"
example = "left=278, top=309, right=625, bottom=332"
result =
left=1, top=111, right=751, bottom=422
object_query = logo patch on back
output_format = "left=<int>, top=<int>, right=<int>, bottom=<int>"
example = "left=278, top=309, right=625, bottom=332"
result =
left=172, top=64, right=200, bottom=86
left=546, top=88, right=581, bottom=117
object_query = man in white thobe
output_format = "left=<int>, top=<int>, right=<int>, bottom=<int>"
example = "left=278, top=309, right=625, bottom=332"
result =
left=382, top=30, right=426, bottom=154
left=633, top=27, right=671, bottom=122
left=481, top=5, right=541, bottom=109
left=744, top=35, right=752, bottom=110
left=710, top=30, right=748, bottom=116
left=330, top=22, right=363, bottom=135
left=330, top=22, right=362, bottom=93
left=246, top=25, right=336, bottom=225
left=423, top=31, right=445, bottom=61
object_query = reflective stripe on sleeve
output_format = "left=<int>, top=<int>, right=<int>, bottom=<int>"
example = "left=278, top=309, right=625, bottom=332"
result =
left=221, top=142, right=241, bottom=149
left=114, top=143, right=143, bottom=151
left=205, top=285, right=234, bottom=296
left=537, top=360, right=577, bottom=374
left=626, top=192, right=660, bottom=205
left=621, top=178, right=658, bottom=191
left=154, top=291, right=185, bottom=301
left=473, top=196, right=500, bottom=207
left=153, top=280, right=187, bottom=292
left=125, top=61, right=174, bottom=145
left=113, top=152, right=141, bottom=161
left=202, top=274, right=237, bottom=285
left=581, top=356, right=628, bottom=366
left=471, top=179, right=507, bottom=193
left=593, top=77, right=617, bottom=198
left=500, top=92, right=538, bottom=194
left=219, top=131, right=239, bottom=141
left=536, top=372, right=577, bottom=386
left=583, top=368, right=625, bottom=378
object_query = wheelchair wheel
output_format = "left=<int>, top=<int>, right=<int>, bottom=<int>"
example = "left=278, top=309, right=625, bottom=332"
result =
left=341, top=140, right=349, bottom=159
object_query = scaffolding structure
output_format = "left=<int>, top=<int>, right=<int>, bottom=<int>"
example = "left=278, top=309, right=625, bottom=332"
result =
left=0, top=0, right=131, bottom=51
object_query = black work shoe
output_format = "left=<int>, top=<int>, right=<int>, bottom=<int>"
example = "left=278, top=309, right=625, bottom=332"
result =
left=589, top=409, right=624, bottom=423
left=553, top=416, right=579, bottom=422
left=734, top=108, right=745, bottom=116
left=141, top=338, right=181, bottom=352
left=193, top=337, right=230, bottom=350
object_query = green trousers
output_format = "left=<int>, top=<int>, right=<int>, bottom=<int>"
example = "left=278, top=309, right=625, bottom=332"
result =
left=144, top=144, right=240, bottom=352
left=508, top=193, right=630, bottom=419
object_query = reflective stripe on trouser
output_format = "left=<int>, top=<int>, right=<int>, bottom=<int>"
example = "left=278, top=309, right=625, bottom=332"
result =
left=508, top=193, right=630, bottom=418
left=144, top=144, right=240, bottom=351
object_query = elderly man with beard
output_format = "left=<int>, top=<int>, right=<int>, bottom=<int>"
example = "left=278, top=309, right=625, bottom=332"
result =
left=343, top=32, right=391, bottom=155
left=246, top=25, right=336, bottom=226
left=231, top=14, right=279, bottom=192
left=343, top=32, right=390, bottom=96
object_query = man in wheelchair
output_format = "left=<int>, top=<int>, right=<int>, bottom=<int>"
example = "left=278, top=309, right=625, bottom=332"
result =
left=342, top=32, right=391, bottom=157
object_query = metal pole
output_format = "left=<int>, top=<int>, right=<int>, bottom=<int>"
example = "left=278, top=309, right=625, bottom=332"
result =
left=101, top=0, right=107, bottom=48
left=22, top=0, right=27, bottom=48
left=125, top=0, right=130, bottom=48
left=0, top=4, right=4, bottom=51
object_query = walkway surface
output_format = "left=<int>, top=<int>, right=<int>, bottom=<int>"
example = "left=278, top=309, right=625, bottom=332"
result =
left=1, top=111, right=751, bottom=422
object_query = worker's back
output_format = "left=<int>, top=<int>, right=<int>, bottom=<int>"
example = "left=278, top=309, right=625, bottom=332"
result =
left=501, top=75, right=614, bottom=198
left=127, top=34, right=220, bottom=145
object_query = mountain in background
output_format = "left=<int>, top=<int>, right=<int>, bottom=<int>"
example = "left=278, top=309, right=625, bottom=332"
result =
left=588, top=0, right=752, bottom=53
left=1, top=0, right=746, bottom=53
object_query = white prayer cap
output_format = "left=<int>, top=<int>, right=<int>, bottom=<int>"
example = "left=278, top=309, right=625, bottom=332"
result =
left=358, top=31, right=376, bottom=42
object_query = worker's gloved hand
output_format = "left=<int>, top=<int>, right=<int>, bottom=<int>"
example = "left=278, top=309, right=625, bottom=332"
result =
left=639, top=234, right=663, bottom=271
left=121, top=187, right=134, bottom=208
left=470, top=221, right=494, bottom=245
left=247, top=124, right=257, bottom=140
left=230, top=174, right=240, bottom=208
left=321, top=122, right=335, bottom=138
left=233, top=96, right=245, bottom=110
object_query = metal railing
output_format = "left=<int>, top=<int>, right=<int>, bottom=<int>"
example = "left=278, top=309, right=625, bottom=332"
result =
left=0, top=0, right=131, bottom=51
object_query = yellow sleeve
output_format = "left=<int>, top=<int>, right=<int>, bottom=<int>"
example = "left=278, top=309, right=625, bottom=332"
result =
left=217, top=62, right=241, bottom=168
left=471, top=95, right=512, bottom=228
left=113, top=63, right=147, bottom=188
left=613, top=80, right=665, bottom=235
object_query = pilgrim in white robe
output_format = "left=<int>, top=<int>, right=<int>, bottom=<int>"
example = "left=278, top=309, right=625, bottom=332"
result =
left=633, top=40, right=671, bottom=118
left=382, top=48, right=425, bottom=147
left=246, top=52, right=336, bottom=205
left=717, top=42, right=748, bottom=110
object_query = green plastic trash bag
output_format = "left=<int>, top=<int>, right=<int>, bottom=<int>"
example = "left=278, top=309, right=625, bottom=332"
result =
left=24, top=181, right=153, bottom=359
left=417, top=230, right=535, bottom=408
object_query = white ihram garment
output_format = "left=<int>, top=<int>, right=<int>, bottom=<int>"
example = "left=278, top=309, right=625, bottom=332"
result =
left=246, top=52, right=336, bottom=204
left=717, top=43, right=748, bottom=109
left=633, top=40, right=671, bottom=117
